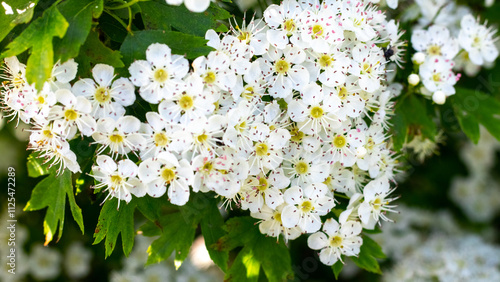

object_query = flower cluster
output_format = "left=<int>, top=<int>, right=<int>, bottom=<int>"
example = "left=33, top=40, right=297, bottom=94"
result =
left=0, top=0, right=403, bottom=266
left=406, top=1, right=499, bottom=104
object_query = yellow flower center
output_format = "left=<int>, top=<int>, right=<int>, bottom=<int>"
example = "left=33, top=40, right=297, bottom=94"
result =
left=179, top=94, right=194, bottom=111
left=204, top=71, right=216, bottom=84
left=202, top=161, right=213, bottom=172
left=36, top=95, right=45, bottom=104
left=242, top=86, right=255, bottom=100
left=330, top=235, right=343, bottom=248
left=284, top=19, right=296, bottom=33
left=432, top=73, right=441, bottom=82
left=319, top=55, right=334, bottom=68
left=154, top=68, right=169, bottom=83
left=235, top=121, right=246, bottom=133
left=300, top=200, right=314, bottom=213
left=362, top=63, right=373, bottom=74
left=197, top=133, right=208, bottom=143
left=295, top=161, right=309, bottom=175
left=109, top=133, right=124, bottom=143
left=255, top=143, right=269, bottom=156
left=256, top=177, right=269, bottom=191
left=273, top=212, right=282, bottom=223
left=338, top=87, right=348, bottom=100
left=323, top=176, right=332, bottom=186
left=428, top=45, right=442, bottom=56
left=333, top=135, right=347, bottom=148
left=237, top=31, right=251, bottom=43
left=366, top=137, right=375, bottom=150
left=110, top=174, right=123, bottom=186
left=275, top=59, right=290, bottom=74
left=290, top=127, right=304, bottom=142
left=154, top=132, right=169, bottom=147
left=312, top=24, right=324, bottom=37
left=43, top=129, right=53, bottom=138
left=310, top=106, right=324, bottom=119
left=161, top=167, right=176, bottom=183
left=95, top=87, right=111, bottom=103
left=64, top=109, right=79, bottom=121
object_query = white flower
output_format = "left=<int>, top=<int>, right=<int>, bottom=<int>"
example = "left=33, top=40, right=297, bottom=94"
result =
left=458, top=14, right=499, bottom=66
left=340, top=1, right=377, bottom=42
left=240, top=169, right=288, bottom=212
left=230, top=15, right=270, bottom=56
left=129, top=43, right=189, bottom=104
left=251, top=204, right=302, bottom=242
left=73, top=64, right=135, bottom=119
left=258, top=45, right=309, bottom=99
left=281, top=184, right=335, bottom=233
left=138, top=152, right=193, bottom=205
left=326, top=76, right=366, bottom=119
left=298, top=5, right=343, bottom=52
left=307, top=217, right=363, bottom=265
left=28, top=245, right=61, bottom=280
left=64, top=242, right=92, bottom=279
left=48, top=89, right=96, bottom=138
left=37, top=140, right=81, bottom=174
left=45, top=59, right=78, bottom=91
left=184, top=0, right=211, bottom=13
left=304, top=47, right=350, bottom=88
left=91, top=155, right=146, bottom=205
left=192, top=51, right=237, bottom=99
left=350, top=43, right=385, bottom=93
left=358, top=177, right=398, bottom=229
left=282, top=149, right=328, bottom=187
left=184, top=115, right=226, bottom=158
left=411, top=25, right=459, bottom=60
left=324, top=121, right=366, bottom=167
left=264, top=0, right=304, bottom=50
left=419, top=57, right=457, bottom=96
left=92, top=116, right=146, bottom=158
left=1, top=56, right=27, bottom=90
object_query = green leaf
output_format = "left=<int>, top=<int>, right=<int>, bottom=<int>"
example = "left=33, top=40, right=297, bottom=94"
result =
left=1, top=6, right=68, bottom=90
left=392, top=95, right=437, bottom=151
left=75, top=31, right=125, bottom=77
left=138, top=2, right=230, bottom=37
left=452, top=88, right=500, bottom=142
left=119, top=30, right=213, bottom=67
left=200, top=198, right=228, bottom=272
left=0, top=0, right=38, bottom=42
left=54, top=0, right=96, bottom=63
left=146, top=211, right=197, bottom=266
left=93, top=0, right=104, bottom=17
left=93, top=198, right=136, bottom=258
left=350, top=235, right=386, bottom=275
left=332, top=260, right=344, bottom=280
left=219, top=217, right=294, bottom=282
left=24, top=169, right=84, bottom=245
left=26, top=152, right=50, bottom=178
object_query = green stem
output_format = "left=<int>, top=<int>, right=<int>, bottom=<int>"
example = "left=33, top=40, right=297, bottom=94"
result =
left=334, top=193, right=350, bottom=200
left=105, top=0, right=148, bottom=10
left=103, top=9, right=131, bottom=34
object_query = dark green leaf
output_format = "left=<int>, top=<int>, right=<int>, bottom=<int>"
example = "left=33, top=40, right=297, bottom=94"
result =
left=26, top=152, right=50, bottom=178
left=119, top=30, right=213, bottom=68
left=93, top=198, right=136, bottom=258
left=138, top=2, right=230, bottom=37
left=454, top=108, right=480, bottom=144
left=75, top=31, right=125, bottom=77
left=1, top=6, right=68, bottom=90
left=24, top=169, right=84, bottom=245
left=332, top=260, right=344, bottom=280
left=55, top=0, right=96, bottom=62
left=0, top=0, right=38, bottom=42
left=350, top=235, right=386, bottom=274
left=220, top=217, right=294, bottom=282
left=452, top=88, right=500, bottom=142
left=200, top=198, right=228, bottom=272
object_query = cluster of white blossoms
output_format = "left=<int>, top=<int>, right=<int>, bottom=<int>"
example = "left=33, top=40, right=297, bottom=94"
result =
left=450, top=127, right=500, bottom=222
left=0, top=0, right=404, bottom=266
left=406, top=0, right=499, bottom=105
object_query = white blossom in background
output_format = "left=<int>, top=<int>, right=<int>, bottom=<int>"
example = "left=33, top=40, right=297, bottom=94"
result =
left=28, top=244, right=61, bottom=281
left=458, top=14, right=499, bottom=66
left=64, top=242, right=93, bottom=279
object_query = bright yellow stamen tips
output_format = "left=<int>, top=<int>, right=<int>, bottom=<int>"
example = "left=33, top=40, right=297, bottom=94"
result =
left=295, top=161, right=309, bottom=175
left=300, top=200, right=314, bottom=213
left=319, top=55, right=334, bottom=68
left=338, top=87, right=348, bottom=100
left=153, top=132, right=169, bottom=147
left=110, top=174, right=123, bottom=186
left=257, top=177, right=269, bottom=191
left=64, top=109, right=79, bottom=121
left=312, top=24, right=324, bottom=37
left=197, top=133, right=208, bottom=143
left=275, top=59, right=290, bottom=74
left=161, top=167, right=176, bottom=183
left=43, top=129, right=53, bottom=138
left=235, top=121, right=246, bottom=133
left=255, top=142, right=269, bottom=156
left=333, top=135, right=347, bottom=148
left=154, top=68, right=169, bottom=83
left=179, top=95, right=194, bottom=111
left=428, top=45, right=442, bottom=56
left=310, top=106, right=324, bottom=119
left=204, top=71, right=216, bottom=84
left=284, top=19, right=296, bottom=33
left=37, top=95, right=45, bottom=104
left=95, top=87, right=111, bottom=103
left=109, top=133, right=124, bottom=143
left=242, top=86, right=255, bottom=99
left=290, top=127, right=304, bottom=142
left=237, top=31, right=251, bottom=43
left=330, top=235, right=343, bottom=248
left=432, top=73, right=441, bottom=82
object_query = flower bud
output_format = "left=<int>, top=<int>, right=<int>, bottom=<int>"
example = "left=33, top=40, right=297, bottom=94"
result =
left=412, top=52, right=426, bottom=65
left=432, top=91, right=446, bottom=105
left=408, top=74, right=420, bottom=86
left=356, top=146, right=367, bottom=158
